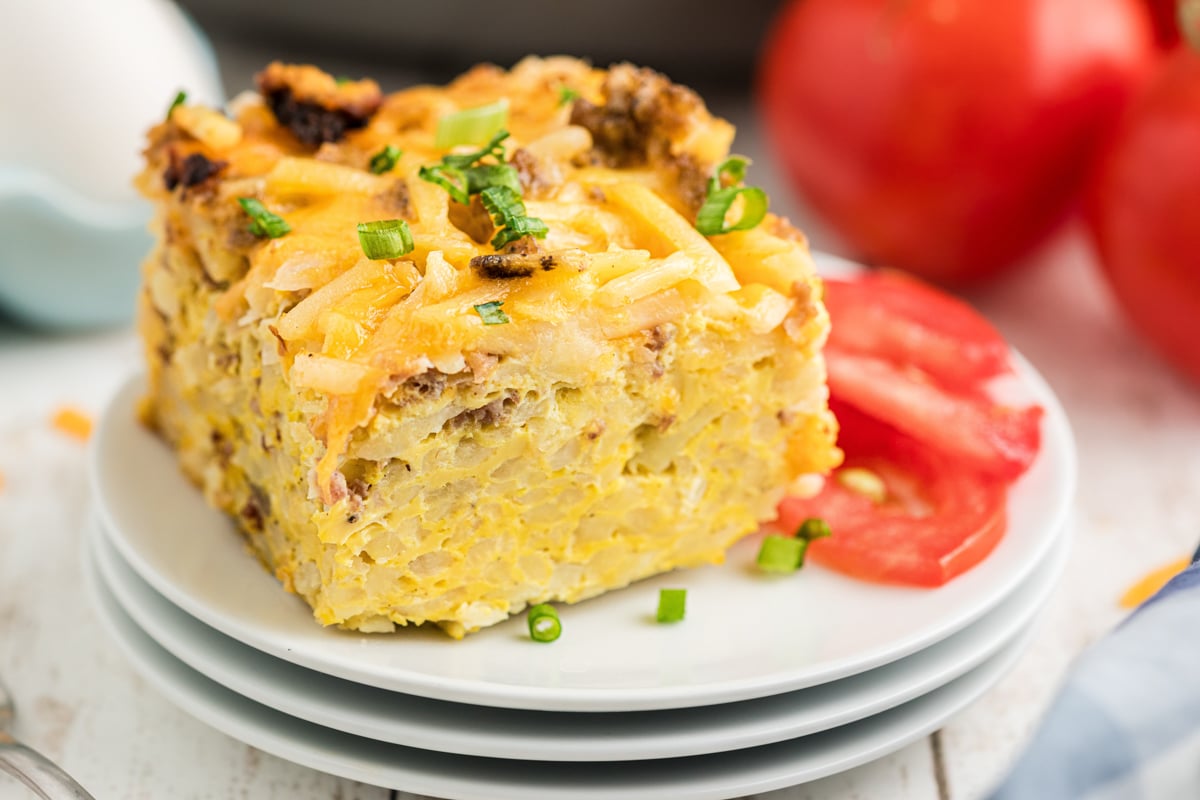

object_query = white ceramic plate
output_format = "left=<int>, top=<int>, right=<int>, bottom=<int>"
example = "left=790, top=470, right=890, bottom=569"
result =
left=85, top=540, right=1036, bottom=800
left=91, top=516, right=1067, bottom=761
left=89, top=347, right=1073, bottom=712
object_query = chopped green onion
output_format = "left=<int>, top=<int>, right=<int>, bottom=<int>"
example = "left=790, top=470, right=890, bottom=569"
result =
left=657, top=589, right=687, bottom=623
left=237, top=197, right=291, bottom=239
left=557, top=86, right=580, bottom=107
left=491, top=215, right=549, bottom=249
left=419, top=130, right=548, bottom=246
left=166, top=90, right=187, bottom=120
left=527, top=603, right=560, bottom=642
left=417, top=164, right=470, bottom=205
left=796, top=517, right=832, bottom=541
left=478, top=186, right=549, bottom=249
left=465, top=163, right=522, bottom=196
left=473, top=301, right=510, bottom=325
left=707, top=156, right=749, bottom=194
left=441, top=130, right=511, bottom=170
left=357, top=219, right=413, bottom=260
left=757, top=534, right=807, bottom=574
left=479, top=185, right=529, bottom=221
left=695, top=186, right=769, bottom=236
left=696, top=155, right=768, bottom=236
left=335, top=75, right=353, bottom=85
left=368, top=145, right=402, bottom=175
left=435, top=99, right=510, bottom=149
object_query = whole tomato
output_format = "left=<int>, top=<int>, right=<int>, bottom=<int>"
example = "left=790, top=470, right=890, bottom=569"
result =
left=1146, top=0, right=1181, bottom=47
left=758, top=0, right=1155, bottom=285
left=1088, top=47, right=1200, bottom=383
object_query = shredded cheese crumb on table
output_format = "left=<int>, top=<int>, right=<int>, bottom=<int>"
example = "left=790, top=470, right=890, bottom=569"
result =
left=1119, top=556, right=1192, bottom=608
left=51, top=407, right=94, bottom=442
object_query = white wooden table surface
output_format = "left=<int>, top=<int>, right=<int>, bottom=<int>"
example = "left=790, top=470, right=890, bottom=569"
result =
left=2, top=49, right=1200, bottom=800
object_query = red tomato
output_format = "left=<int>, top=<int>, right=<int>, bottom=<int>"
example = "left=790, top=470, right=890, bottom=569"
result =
left=777, top=271, right=1044, bottom=586
left=823, top=272, right=1011, bottom=391
left=825, top=350, right=1042, bottom=481
left=780, top=402, right=1008, bottom=587
left=1088, top=48, right=1200, bottom=384
left=759, top=0, right=1155, bottom=285
left=1145, top=0, right=1181, bottom=47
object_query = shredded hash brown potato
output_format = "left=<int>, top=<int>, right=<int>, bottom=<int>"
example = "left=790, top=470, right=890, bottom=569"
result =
left=137, top=58, right=841, bottom=637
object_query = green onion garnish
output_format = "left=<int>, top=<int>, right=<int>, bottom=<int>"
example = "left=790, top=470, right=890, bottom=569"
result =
left=479, top=185, right=529, bottom=222
left=473, top=301, right=510, bottom=325
left=419, top=129, right=547, bottom=246
left=796, top=517, right=832, bottom=541
left=335, top=75, right=353, bottom=85
left=417, top=164, right=470, bottom=205
left=695, top=186, right=769, bottom=236
left=491, top=215, right=549, bottom=249
left=557, top=86, right=580, bottom=107
left=695, top=155, right=769, bottom=236
left=527, top=603, right=561, bottom=642
left=657, top=589, right=687, bottom=623
left=479, top=186, right=549, bottom=249
left=441, top=130, right=511, bottom=170
left=757, top=534, right=807, bottom=574
left=435, top=99, right=510, bottom=149
left=420, top=130, right=517, bottom=204
left=368, top=145, right=402, bottom=175
left=166, top=90, right=187, bottom=120
left=707, top=156, right=749, bottom=194
left=237, top=197, right=291, bottom=239
left=464, top=163, right=522, bottom=196
left=357, top=219, right=414, bottom=260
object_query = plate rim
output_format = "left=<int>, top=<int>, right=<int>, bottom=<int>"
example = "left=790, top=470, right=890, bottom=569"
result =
left=88, top=516, right=1069, bottom=761
left=84, top=538, right=1038, bottom=800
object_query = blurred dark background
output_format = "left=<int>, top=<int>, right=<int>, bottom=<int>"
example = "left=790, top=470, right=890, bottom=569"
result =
left=176, top=0, right=780, bottom=90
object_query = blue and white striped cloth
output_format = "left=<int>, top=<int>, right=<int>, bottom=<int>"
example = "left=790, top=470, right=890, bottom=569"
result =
left=989, top=546, right=1200, bottom=800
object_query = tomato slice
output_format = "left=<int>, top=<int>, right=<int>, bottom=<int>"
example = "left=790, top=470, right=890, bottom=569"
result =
left=780, top=402, right=1008, bottom=587
left=780, top=270, right=1043, bottom=586
left=823, top=272, right=1012, bottom=392
left=824, top=349, right=1042, bottom=482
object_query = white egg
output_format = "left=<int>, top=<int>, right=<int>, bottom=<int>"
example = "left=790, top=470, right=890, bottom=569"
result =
left=0, top=0, right=225, bottom=204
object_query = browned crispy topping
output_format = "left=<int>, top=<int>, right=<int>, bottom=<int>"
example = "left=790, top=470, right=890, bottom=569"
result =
left=256, top=62, right=383, bottom=146
left=377, top=180, right=413, bottom=219
left=671, top=153, right=711, bottom=216
left=448, top=195, right=495, bottom=245
left=163, top=152, right=226, bottom=191
left=470, top=250, right=583, bottom=280
left=511, top=147, right=553, bottom=198
left=500, top=235, right=542, bottom=256
left=264, top=89, right=369, bottom=146
left=569, top=63, right=704, bottom=168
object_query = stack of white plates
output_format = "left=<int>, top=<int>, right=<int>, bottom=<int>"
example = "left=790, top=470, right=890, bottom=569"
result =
left=84, top=328, right=1075, bottom=799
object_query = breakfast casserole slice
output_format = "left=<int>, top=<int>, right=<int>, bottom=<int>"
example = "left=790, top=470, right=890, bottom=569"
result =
left=136, top=57, right=841, bottom=637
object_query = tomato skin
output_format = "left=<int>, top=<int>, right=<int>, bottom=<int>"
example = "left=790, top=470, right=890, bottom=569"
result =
left=779, top=271, right=1043, bottom=587
left=823, top=273, right=1011, bottom=391
left=759, top=0, right=1155, bottom=286
left=825, top=351, right=1043, bottom=481
left=1088, top=48, right=1200, bottom=384
left=780, top=402, right=1008, bottom=587
left=1145, top=0, right=1181, bottom=47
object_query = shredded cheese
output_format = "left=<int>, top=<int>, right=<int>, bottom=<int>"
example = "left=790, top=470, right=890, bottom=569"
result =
left=51, top=407, right=93, bottom=442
